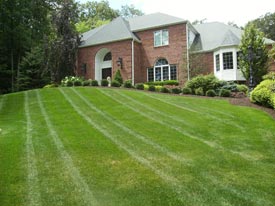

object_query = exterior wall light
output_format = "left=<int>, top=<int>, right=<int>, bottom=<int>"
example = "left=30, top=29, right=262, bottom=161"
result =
left=116, top=57, right=122, bottom=68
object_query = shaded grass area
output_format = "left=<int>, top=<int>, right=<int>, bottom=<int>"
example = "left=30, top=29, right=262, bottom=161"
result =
left=0, top=87, right=274, bottom=206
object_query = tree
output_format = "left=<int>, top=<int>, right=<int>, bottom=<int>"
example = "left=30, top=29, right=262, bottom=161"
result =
left=238, top=24, right=269, bottom=86
left=119, top=4, right=144, bottom=18
left=269, top=44, right=275, bottom=61
left=77, top=0, right=118, bottom=33
left=47, top=0, right=80, bottom=83
left=249, top=12, right=275, bottom=41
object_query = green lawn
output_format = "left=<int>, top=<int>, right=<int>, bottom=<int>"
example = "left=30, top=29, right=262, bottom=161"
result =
left=0, top=87, right=274, bottom=206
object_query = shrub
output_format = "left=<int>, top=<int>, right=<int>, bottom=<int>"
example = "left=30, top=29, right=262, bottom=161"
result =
left=171, top=87, right=181, bottom=94
left=250, top=79, right=275, bottom=108
left=206, top=89, right=216, bottom=97
left=66, top=80, right=73, bottom=87
left=101, top=79, right=109, bottom=87
left=123, top=80, right=132, bottom=88
left=83, top=80, right=91, bottom=86
left=111, top=80, right=121, bottom=87
left=155, top=85, right=163, bottom=92
left=186, top=74, right=220, bottom=94
left=195, top=87, right=204, bottom=96
left=135, top=83, right=144, bottom=90
left=148, top=85, right=156, bottom=91
left=262, top=72, right=275, bottom=80
left=114, top=69, right=123, bottom=85
left=74, top=79, right=82, bottom=86
left=182, top=87, right=192, bottom=94
left=236, top=84, right=248, bottom=93
left=146, top=80, right=179, bottom=86
left=160, top=87, right=170, bottom=93
left=221, top=81, right=238, bottom=92
left=219, top=89, right=231, bottom=97
left=144, top=84, right=149, bottom=90
left=43, top=83, right=58, bottom=88
left=91, top=80, right=99, bottom=86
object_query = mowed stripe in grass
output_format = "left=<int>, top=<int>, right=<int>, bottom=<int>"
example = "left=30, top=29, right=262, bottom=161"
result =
left=1, top=87, right=275, bottom=206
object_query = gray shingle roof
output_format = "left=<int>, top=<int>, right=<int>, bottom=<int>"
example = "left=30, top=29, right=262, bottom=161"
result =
left=80, top=17, right=140, bottom=47
left=80, top=13, right=187, bottom=47
left=128, top=12, right=186, bottom=32
left=191, top=22, right=274, bottom=52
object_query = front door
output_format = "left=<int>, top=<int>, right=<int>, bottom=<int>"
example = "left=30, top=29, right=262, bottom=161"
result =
left=102, top=68, right=112, bottom=79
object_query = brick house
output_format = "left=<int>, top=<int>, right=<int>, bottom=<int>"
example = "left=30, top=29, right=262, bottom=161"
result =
left=77, top=13, right=274, bottom=85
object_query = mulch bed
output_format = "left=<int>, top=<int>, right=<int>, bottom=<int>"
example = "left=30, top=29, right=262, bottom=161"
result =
left=229, top=97, right=275, bottom=119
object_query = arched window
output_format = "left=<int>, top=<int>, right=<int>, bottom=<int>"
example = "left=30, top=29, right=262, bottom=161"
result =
left=103, top=52, right=112, bottom=61
left=147, top=58, right=177, bottom=82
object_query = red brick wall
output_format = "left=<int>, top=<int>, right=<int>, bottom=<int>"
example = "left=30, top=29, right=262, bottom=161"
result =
left=77, top=40, right=134, bottom=81
left=189, top=52, right=214, bottom=78
left=135, top=23, right=188, bottom=84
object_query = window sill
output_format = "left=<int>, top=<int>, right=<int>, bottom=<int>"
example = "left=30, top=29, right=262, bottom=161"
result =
left=154, top=44, right=169, bottom=48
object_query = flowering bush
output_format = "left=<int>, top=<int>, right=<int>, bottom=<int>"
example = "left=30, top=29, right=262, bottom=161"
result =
left=61, top=76, right=83, bottom=87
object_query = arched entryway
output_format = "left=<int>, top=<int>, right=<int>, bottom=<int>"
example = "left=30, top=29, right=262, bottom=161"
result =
left=95, top=48, right=112, bottom=81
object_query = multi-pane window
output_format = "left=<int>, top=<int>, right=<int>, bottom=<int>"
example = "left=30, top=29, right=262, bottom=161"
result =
left=147, top=58, right=177, bottom=82
left=147, top=68, right=154, bottom=82
left=223, top=52, right=233, bottom=70
left=154, top=30, right=169, bottom=47
left=215, top=54, right=220, bottom=71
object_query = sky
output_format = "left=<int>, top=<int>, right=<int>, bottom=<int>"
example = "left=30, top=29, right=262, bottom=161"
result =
left=78, top=0, right=275, bottom=26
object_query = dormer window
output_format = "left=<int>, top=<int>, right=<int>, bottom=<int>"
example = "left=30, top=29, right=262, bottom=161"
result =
left=154, top=30, right=169, bottom=47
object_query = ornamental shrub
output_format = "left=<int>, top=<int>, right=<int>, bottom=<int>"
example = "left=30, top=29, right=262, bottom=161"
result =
left=135, top=83, right=144, bottom=90
left=219, top=89, right=231, bottom=97
left=185, top=74, right=220, bottom=94
left=91, top=80, right=99, bottom=86
left=148, top=85, right=156, bottom=91
left=250, top=79, right=275, bottom=108
left=160, top=87, right=170, bottom=93
left=263, top=72, right=275, bottom=80
left=143, top=84, right=149, bottom=90
left=195, top=87, right=204, bottom=96
left=155, top=85, right=163, bottom=92
left=182, top=87, right=192, bottom=94
left=114, top=69, right=123, bottom=85
left=74, top=79, right=82, bottom=86
left=206, top=89, right=216, bottom=97
left=66, top=80, right=73, bottom=87
left=236, top=84, right=248, bottom=93
left=83, top=79, right=92, bottom=86
left=111, top=80, right=121, bottom=87
left=146, top=80, right=179, bottom=86
left=101, top=79, right=109, bottom=87
left=171, top=87, right=181, bottom=94
left=123, top=80, right=132, bottom=88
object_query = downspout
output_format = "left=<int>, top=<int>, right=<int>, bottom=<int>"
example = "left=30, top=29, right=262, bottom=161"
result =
left=186, top=24, right=190, bottom=81
left=131, top=39, right=135, bottom=86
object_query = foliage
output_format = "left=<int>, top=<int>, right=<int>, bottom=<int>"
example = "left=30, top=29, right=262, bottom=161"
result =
left=61, top=76, right=83, bottom=87
left=219, top=89, right=231, bottom=97
left=74, top=79, right=82, bottom=86
left=182, top=87, right=192, bottom=94
left=221, top=81, right=238, bottom=92
left=236, top=84, right=248, bottom=93
left=47, top=0, right=80, bottom=83
left=250, top=79, right=275, bottom=108
left=146, top=80, right=179, bottom=86
left=135, top=83, right=144, bottom=90
left=171, top=87, right=182, bottom=94
left=101, top=79, right=109, bottom=87
left=160, top=87, right=170, bottom=93
left=155, top=86, right=163, bottom=92
left=43, top=83, right=58, bottom=88
left=123, top=80, right=133, bottom=88
left=185, top=74, right=220, bottom=94
left=83, top=79, right=92, bottom=86
left=195, top=87, right=204, bottom=96
left=119, top=4, right=144, bottom=18
left=263, top=71, right=275, bottom=80
left=148, top=85, right=156, bottom=92
left=269, top=44, right=275, bottom=62
left=238, top=24, right=269, bottom=86
left=143, top=84, right=149, bottom=90
left=90, top=80, right=98, bottom=86
left=111, top=80, right=121, bottom=87
left=114, top=69, right=123, bottom=85
left=206, top=89, right=216, bottom=97
left=248, top=12, right=275, bottom=41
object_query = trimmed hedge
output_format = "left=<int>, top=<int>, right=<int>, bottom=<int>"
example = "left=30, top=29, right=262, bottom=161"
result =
left=135, top=83, right=144, bottom=90
left=206, top=89, right=216, bottom=97
left=123, top=80, right=132, bottom=88
left=219, top=89, right=231, bottom=97
left=195, top=87, right=204, bottom=96
left=111, top=80, right=121, bottom=87
left=91, top=80, right=99, bottom=86
left=101, top=79, right=109, bottom=87
left=182, top=87, right=192, bottom=94
left=145, top=80, right=179, bottom=86
left=148, top=85, right=156, bottom=91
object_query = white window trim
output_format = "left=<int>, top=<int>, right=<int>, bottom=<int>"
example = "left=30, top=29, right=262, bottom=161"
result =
left=154, top=29, right=169, bottom=47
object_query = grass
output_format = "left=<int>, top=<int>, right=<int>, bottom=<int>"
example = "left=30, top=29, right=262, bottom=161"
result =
left=0, top=87, right=274, bottom=206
